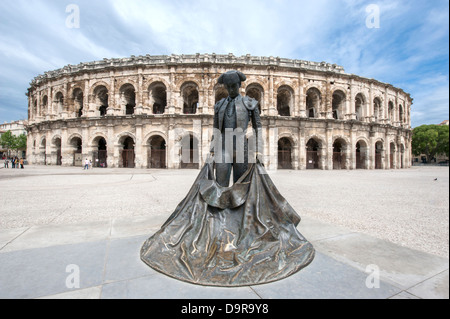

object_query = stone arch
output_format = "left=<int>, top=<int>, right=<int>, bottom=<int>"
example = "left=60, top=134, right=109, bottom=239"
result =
left=93, top=85, right=109, bottom=117
left=277, top=85, right=294, bottom=117
left=373, top=96, right=383, bottom=122
left=306, top=87, right=322, bottom=118
left=180, top=132, right=200, bottom=169
left=54, top=92, right=64, bottom=114
left=278, top=136, right=295, bottom=169
left=72, top=88, right=84, bottom=117
left=399, top=103, right=404, bottom=124
left=117, top=132, right=136, bottom=168
left=305, top=135, right=325, bottom=169
left=147, top=134, right=167, bottom=169
left=181, top=81, right=199, bottom=114
left=245, top=82, right=264, bottom=113
left=68, top=133, right=83, bottom=166
left=332, top=89, right=346, bottom=120
left=355, top=93, right=366, bottom=121
left=214, top=83, right=228, bottom=104
left=148, top=81, right=167, bottom=114
left=90, top=132, right=108, bottom=148
left=90, top=134, right=108, bottom=168
left=89, top=81, right=110, bottom=96
left=388, top=100, right=395, bottom=123
left=332, top=136, right=348, bottom=169
left=355, top=138, right=369, bottom=169
left=41, top=95, right=48, bottom=117
left=375, top=139, right=384, bottom=169
left=51, top=135, right=62, bottom=166
left=119, top=83, right=136, bottom=115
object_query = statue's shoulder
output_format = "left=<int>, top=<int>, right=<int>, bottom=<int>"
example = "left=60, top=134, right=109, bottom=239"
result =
left=242, top=96, right=259, bottom=111
left=214, top=98, right=227, bottom=111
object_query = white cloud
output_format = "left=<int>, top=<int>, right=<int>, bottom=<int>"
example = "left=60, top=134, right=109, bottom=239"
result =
left=0, top=0, right=447, bottom=125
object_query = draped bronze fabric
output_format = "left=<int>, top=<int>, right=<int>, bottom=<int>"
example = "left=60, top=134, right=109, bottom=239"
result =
left=140, top=161, right=315, bottom=287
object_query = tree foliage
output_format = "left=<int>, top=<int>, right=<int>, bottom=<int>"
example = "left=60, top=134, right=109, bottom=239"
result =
left=412, top=125, right=449, bottom=163
left=0, top=131, right=27, bottom=155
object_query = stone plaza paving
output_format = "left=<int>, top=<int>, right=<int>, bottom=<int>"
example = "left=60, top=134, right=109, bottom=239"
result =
left=0, top=164, right=448, bottom=299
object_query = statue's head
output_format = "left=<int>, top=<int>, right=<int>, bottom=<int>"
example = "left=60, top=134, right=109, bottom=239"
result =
left=218, top=70, right=246, bottom=99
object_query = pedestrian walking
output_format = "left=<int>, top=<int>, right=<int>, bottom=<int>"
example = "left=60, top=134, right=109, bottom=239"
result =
left=4, top=159, right=9, bottom=168
left=20, top=158, right=24, bottom=169
left=84, top=158, right=89, bottom=170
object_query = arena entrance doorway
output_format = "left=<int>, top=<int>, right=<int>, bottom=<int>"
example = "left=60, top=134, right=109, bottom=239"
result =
left=306, top=139, right=320, bottom=169
left=278, top=138, right=293, bottom=169
left=148, top=136, right=166, bottom=169
left=93, top=137, right=108, bottom=168
left=121, top=136, right=135, bottom=168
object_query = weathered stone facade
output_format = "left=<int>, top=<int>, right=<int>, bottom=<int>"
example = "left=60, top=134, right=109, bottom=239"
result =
left=26, top=53, right=413, bottom=170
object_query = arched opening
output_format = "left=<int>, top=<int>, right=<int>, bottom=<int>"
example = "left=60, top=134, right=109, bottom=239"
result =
left=182, top=83, right=199, bottom=114
left=306, top=138, right=321, bottom=169
left=375, top=141, right=383, bottom=169
left=332, top=139, right=346, bottom=170
left=120, top=84, right=136, bottom=115
left=278, top=137, right=293, bottom=169
left=215, top=85, right=228, bottom=104
left=149, top=82, right=167, bottom=114
left=356, top=141, right=368, bottom=169
left=180, top=134, right=199, bottom=169
left=355, top=93, right=365, bottom=121
left=93, top=137, right=108, bottom=168
left=94, top=86, right=109, bottom=117
left=373, top=97, right=382, bottom=122
left=55, top=92, right=64, bottom=114
left=399, top=104, right=404, bottom=124
left=73, top=88, right=84, bottom=118
left=148, top=136, right=167, bottom=169
left=306, top=88, right=321, bottom=118
left=33, top=99, right=37, bottom=118
left=121, top=136, right=135, bottom=168
left=388, top=101, right=395, bottom=123
left=389, top=142, right=396, bottom=169
left=70, top=136, right=83, bottom=167
left=277, top=86, right=292, bottom=117
left=246, top=83, right=263, bottom=114
left=42, top=96, right=48, bottom=117
left=332, top=90, right=346, bottom=120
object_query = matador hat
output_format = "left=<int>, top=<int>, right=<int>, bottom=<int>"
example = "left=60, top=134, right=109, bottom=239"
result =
left=218, top=70, right=247, bottom=85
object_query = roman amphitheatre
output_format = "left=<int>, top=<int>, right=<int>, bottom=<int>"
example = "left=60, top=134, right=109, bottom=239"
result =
left=25, top=53, right=412, bottom=170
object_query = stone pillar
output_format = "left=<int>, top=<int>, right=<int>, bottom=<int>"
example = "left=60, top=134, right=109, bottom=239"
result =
left=135, top=120, right=143, bottom=168
left=61, top=127, right=70, bottom=166
left=326, top=126, right=333, bottom=170
left=107, top=123, right=115, bottom=168
left=267, top=120, right=278, bottom=170
left=136, top=70, right=144, bottom=115
left=167, top=120, right=177, bottom=169
left=268, top=69, right=277, bottom=117
left=299, top=121, right=306, bottom=170
left=168, top=67, right=176, bottom=115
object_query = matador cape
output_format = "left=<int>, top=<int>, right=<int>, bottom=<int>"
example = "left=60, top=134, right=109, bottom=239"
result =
left=140, top=158, right=315, bottom=287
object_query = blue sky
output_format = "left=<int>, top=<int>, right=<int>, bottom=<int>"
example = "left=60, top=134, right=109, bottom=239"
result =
left=0, top=0, right=448, bottom=127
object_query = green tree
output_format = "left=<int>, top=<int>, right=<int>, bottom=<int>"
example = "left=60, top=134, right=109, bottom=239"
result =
left=14, top=133, right=27, bottom=151
left=0, top=130, right=16, bottom=156
left=412, top=125, right=449, bottom=163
